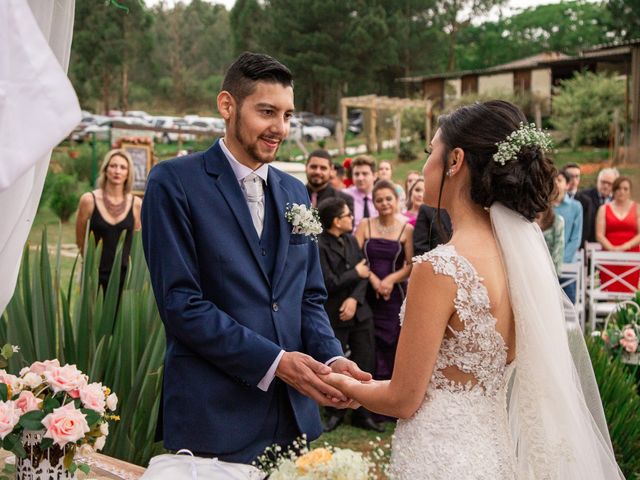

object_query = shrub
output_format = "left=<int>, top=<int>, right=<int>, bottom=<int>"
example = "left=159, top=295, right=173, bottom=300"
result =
left=587, top=336, right=640, bottom=477
left=49, top=173, right=80, bottom=223
left=551, top=72, right=625, bottom=149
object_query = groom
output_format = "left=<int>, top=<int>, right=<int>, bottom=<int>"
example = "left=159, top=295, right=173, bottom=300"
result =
left=141, top=52, right=369, bottom=464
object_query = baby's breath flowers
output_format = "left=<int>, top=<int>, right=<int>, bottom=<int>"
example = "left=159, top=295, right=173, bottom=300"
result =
left=493, top=122, right=553, bottom=166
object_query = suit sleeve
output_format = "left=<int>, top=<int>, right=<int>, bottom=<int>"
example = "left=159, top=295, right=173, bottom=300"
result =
left=142, top=163, right=282, bottom=387
left=294, top=189, right=343, bottom=361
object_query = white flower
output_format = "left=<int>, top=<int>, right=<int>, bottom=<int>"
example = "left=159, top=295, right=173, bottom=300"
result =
left=106, top=392, right=118, bottom=411
left=95, top=435, right=106, bottom=451
left=11, top=346, right=19, bottom=353
left=100, top=421, right=109, bottom=436
left=284, top=203, right=322, bottom=241
left=22, top=372, right=43, bottom=389
left=493, top=122, right=553, bottom=166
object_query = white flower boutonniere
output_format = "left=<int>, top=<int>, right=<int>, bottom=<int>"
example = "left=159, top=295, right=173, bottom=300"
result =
left=285, top=203, right=323, bottom=241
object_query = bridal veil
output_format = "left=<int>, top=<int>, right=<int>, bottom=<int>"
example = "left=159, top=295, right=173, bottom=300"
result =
left=490, top=202, right=624, bottom=479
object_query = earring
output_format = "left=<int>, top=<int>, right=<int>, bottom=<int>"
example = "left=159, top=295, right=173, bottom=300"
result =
left=446, top=169, right=453, bottom=177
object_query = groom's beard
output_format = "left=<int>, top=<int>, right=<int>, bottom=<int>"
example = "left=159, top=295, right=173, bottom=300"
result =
left=234, top=111, right=282, bottom=165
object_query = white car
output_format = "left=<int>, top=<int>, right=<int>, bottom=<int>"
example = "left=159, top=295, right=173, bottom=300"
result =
left=288, top=117, right=331, bottom=142
left=81, top=116, right=148, bottom=142
left=153, top=116, right=195, bottom=143
left=186, top=116, right=226, bottom=134
left=270, top=161, right=306, bottom=184
left=125, top=110, right=154, bottom=124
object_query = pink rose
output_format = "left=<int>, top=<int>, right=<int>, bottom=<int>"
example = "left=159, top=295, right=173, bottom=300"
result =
left=28, top=359, right=61, bottom=376
left=621, top=338, right=639, bottom=353
left=0, top=370, right=21, bottom=394
left=44, top=364, right=87, bottom=397
left=15, top=391, right=42, bottom=414
left=623, top=327, right=637, bottom=341
left=79, top=383, right=106, bottom=413
left=0, top=401, right=21, bottom=439
left=42, top=403, right=90, bottom=448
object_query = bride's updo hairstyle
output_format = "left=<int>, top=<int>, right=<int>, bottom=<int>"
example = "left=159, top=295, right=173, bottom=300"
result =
left=437, top=100, right=555, bottom=221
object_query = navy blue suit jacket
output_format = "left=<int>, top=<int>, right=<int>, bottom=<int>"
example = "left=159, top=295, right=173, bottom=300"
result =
left=141, top=141, right=343, bottom=455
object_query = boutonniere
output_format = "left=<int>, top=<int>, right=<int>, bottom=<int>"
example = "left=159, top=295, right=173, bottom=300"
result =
left=285, top=203, right=323, bottom=241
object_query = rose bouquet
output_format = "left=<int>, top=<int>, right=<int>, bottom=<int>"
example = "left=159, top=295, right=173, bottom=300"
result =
left=601, top=300, right=640, bottom=365
left=0, top=359, right=118, bottom=479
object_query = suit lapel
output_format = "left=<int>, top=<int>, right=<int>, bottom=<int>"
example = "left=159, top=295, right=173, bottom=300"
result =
left=204, top=142, right=269, bottom=285
left=269, top=170, right=291, bottom=292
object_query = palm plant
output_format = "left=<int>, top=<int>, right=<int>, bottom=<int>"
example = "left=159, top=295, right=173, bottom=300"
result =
left=1, top=227, right=165, bottom=466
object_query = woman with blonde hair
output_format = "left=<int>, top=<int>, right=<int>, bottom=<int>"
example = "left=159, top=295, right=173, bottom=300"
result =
left=76, top=148, right=142, bottom=291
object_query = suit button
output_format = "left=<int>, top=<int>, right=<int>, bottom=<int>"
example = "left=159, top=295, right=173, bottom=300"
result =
left=272, top=302, right=279, bottom=312
left=261, top=248, right=267, bottom=256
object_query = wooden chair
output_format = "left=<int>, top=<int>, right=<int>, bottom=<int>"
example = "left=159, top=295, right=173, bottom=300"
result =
left=587, top=250, right=640, bottom=331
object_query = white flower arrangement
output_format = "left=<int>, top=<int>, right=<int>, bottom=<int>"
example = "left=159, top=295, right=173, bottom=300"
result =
left=493, top=122, right=553, bottom=166
left=285, top=203, right=323, bottom=241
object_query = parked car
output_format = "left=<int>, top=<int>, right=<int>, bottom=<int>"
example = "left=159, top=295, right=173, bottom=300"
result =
left=70, top=112, right=109, bottom=142
left=288, top=117, right=332, bottom=142
left=297, top=111, right=337, bottom=134
left=185, top=116, right=226, bottom=134
left=153, top=116, right=195, bottom=143
left=348, top=109, right=363, bottom=135
left=125, top=110, right=154, bottom=124
left=80, top=116, right=148, bottom=142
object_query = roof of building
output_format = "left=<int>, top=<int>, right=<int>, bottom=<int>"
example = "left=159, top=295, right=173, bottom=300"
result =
left=397, top=52, right=569, bottom=83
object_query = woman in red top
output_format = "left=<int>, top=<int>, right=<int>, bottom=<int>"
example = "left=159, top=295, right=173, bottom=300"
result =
left=596, top=176, right=640, bottom=292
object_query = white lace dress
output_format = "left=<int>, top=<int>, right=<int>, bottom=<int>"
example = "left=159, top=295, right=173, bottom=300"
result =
left=390, top=245, right=516, bottom=479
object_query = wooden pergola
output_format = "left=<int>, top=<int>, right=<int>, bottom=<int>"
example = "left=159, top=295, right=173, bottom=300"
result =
left=338, top=95, right=433, bottom=155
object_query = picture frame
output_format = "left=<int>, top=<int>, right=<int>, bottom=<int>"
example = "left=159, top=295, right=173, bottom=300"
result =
left=121, top=142, right=153, bottom=196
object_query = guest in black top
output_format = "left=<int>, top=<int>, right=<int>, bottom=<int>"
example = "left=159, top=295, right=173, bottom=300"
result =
left=317, top=197, right=381, bottom=433
left=76, top=148, right=142, bottom=292
left=306, top=149, right=354, bottom=212
left=580, top=167, right=619, bottom=242
left=413, top=205, right=452, bottom=256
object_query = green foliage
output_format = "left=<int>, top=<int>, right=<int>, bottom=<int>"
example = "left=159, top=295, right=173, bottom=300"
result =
left=456, top=1, right=611, bottom=71
left=49, top=173, right=80, bottom=224
left=607, top=0, right=640, bottom=41
left=587, top=336, right=640, bottom=477
left=2, top=230, right=165, bottom=466
left=550, top=72, right=625, bottom=148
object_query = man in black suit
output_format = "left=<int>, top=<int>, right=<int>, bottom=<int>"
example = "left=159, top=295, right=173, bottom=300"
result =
left=580, top=167, right=619, bottom=242
left=413, top=205, right=452, bottom=256
left=562, top=163, right=593, bottom=249
left=317, top=197, right=382, bottom=433
left=306, top=150, right=354, bottom=212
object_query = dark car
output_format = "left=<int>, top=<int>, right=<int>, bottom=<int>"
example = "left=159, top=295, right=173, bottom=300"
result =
left=298, top=111, right=337, bottom=134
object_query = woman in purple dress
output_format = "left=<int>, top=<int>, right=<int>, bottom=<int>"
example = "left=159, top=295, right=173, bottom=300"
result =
left=355, top=180, right=414, bottom=385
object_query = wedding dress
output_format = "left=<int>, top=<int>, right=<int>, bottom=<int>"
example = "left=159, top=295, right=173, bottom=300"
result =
left=389, top=203, right=624, bottom=480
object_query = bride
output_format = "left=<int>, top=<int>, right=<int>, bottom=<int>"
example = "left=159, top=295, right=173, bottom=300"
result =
left=323, top=100, right=624, bottom=479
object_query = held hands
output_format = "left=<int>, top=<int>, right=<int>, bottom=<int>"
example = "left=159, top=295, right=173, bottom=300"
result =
left=276, top=352, right=360, bottom=408
left=378, top=277, right=394, bottom=301
left=355, top=259, right=370, bottom=279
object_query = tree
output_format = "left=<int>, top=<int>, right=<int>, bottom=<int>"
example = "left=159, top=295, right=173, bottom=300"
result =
left=607, top=0, right=640, bottom=41
left=455, top=1, right=612, bottom=71
left=550, top=71, right=625, bottom=148
left=230, top=0, right=262, bottom=55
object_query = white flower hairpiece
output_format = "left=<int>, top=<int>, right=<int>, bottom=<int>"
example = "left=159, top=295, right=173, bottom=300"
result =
left=493, top=122, right=553, bottom=166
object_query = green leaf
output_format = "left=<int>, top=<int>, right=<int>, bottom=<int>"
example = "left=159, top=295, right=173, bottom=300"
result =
left=43, top=397, right=60, bottom=413
left=0, top=474, right=10, bottom=480
left=40, top=437, right=54, bottom=450
left=18, top=410, right=46, bottom=430
left=12, top=441, right=26, bottom=459
left=3, top=433, right=18, bottom=451
left=77, top=463, right=91, bottom=474
left=2, top=463, right=15, bottom=473
left=68, top=461, right=78, bottom=474
left=81, top=408, right=101, bottom=427
left=0, top=384, right=7, bottom=402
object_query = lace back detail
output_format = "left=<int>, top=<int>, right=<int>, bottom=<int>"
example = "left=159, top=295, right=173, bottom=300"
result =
left=408, top=245, right=509, bottom=397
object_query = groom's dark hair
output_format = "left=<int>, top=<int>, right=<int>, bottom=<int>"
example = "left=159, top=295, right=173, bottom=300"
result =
left=222, top=52, right=293, bottom=106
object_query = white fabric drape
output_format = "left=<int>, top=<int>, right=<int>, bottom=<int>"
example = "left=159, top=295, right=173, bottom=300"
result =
left=0, top=0, right=80, bottom=313
left=490, top=203, right=624, bottom=479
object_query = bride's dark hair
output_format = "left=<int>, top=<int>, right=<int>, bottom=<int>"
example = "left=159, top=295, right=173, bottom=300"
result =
left=436, top=100, right=555, bottom=221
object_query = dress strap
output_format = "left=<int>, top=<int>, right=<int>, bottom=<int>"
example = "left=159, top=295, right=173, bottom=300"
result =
left=397, top=221, right=407, bottom=241
left=366, top=218, right=371, bottom=241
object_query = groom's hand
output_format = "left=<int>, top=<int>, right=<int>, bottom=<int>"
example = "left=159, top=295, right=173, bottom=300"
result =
left=276, top=352, right=350, bottom=407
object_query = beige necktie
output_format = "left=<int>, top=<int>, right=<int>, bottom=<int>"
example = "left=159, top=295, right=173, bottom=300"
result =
left=242, top=173, right=264, bottom=237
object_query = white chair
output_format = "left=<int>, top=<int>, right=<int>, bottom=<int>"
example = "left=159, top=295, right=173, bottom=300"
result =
left=587, top=250, right=640, bottom=331
left=560, top=258, right=586, bottom=330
